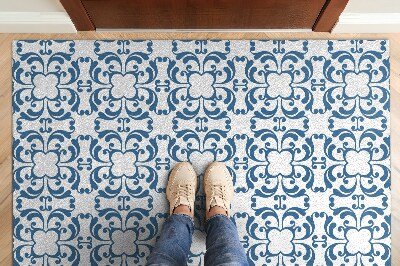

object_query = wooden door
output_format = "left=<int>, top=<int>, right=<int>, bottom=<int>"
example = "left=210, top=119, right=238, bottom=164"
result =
left=60, top=0, right=349, bottom=32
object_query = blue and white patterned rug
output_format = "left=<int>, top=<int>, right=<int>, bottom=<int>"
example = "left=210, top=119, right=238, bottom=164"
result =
left=12, top=40, right=391, bottom=265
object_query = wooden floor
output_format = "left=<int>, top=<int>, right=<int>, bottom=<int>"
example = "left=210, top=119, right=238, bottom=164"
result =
left=0, top=32, right=399, bottom=265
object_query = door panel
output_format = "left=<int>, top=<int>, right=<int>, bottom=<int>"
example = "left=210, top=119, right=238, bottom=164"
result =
left=82, top=0, right=326, bottom=29
left=60, top=0, right=350, bottom=32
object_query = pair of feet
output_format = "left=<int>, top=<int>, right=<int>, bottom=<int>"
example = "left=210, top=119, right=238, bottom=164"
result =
left=166, top=162, right=234, bottom=220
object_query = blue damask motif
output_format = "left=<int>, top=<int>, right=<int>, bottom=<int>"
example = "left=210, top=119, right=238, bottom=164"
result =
left=233, top=211, right=317, bottom=265
left=13, top=40, right=390, bottom=265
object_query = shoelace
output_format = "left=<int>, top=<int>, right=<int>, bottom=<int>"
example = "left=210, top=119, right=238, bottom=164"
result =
left=210, top=185, right=226, bottom=201
left=174, top=184, right=192, bottom=201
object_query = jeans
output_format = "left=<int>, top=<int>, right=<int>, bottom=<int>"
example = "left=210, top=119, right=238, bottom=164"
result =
left=146, top=214, right=249, bottom=266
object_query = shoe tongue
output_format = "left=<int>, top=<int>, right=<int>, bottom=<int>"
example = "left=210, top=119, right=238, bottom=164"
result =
left=175, top=196, right=191, bottom=211
left=210, top=197, right=226, bottom=211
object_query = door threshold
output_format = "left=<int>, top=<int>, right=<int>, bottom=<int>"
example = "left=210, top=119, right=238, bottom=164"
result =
left=96, top=28, right=313, bottom=32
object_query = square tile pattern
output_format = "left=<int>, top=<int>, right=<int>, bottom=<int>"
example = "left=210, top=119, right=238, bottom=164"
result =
left=12, top=40, right=390, bottom=265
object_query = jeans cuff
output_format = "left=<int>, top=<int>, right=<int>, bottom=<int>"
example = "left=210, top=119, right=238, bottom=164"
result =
left=205, top=213, right=230, bottom=225
left=171, top=213, right=195, bottom=227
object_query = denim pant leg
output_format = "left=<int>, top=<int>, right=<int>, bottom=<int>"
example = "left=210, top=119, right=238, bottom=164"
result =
left=146, top=214, right=194, bottom=266
left=205, top=214, right=249, bottom=266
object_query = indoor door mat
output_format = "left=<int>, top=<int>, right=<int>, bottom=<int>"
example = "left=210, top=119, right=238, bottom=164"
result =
left=12, top=40, right=391, bottom=265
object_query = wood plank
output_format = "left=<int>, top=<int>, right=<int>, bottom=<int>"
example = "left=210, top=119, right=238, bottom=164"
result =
left=59, top=0, right=95, bottom=31
left=313, top=0, right=350, bottom=32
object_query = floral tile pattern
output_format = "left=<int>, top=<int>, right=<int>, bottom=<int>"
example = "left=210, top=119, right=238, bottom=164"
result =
left=12, top=40, right=390, bottom=265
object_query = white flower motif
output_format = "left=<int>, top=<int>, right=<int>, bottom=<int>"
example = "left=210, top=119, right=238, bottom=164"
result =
left=345, top=228, right=372, bottom=255
left=344, top=149, right=372, bottom=176
left=190, top=229, right=206, bottom=256
left=267, top=228, right=294, bottom=255
left=110, top=229, right=137, bottom=256
left=110, top=73, right=137, bottom=99
left=267, top=150, right=293, bottom=176
left=344, top=72, right=371, bottom=98
left=188, top=72, right=215, bottom=99
left=32, top=151, right=59, bottom=178
left=32, top=73, right=60, bottom=100
left=188, top=150, right=215, bottom=175
left=110, top=151, right=137, bottom=177
left=32, top=230, right=59, bottom=256
left=266, top=72, right=293, bottom=99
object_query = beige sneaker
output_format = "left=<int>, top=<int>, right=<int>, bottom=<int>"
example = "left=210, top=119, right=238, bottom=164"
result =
left=166, top=162, right=197, bottom=215
left=204, top=162, right=234, bottom=216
